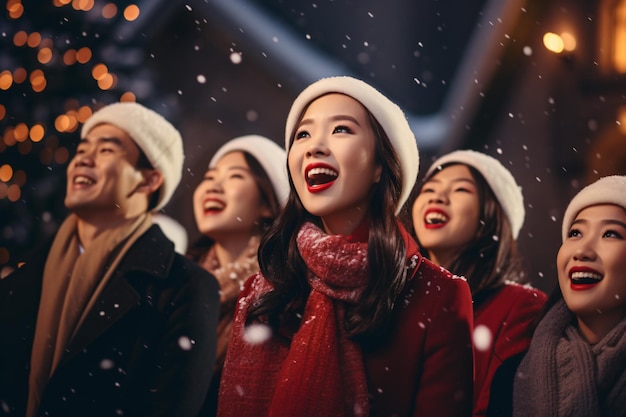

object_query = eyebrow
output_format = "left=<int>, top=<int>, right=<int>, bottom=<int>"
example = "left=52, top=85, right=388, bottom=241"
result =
left=206, top=165, right=251, bottom=174
left=426, top=177, right=476, bottom=186
left=298, top=114, right=362, bottom=128
left=571, top=218, right=626, bottom=228
left=78, top=136, right=124, bottom=147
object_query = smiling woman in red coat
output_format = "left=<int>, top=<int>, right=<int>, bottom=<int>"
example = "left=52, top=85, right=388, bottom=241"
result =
left=411, top=150, right=547, bottom=417
left=217, top=76, right=474, bottom=417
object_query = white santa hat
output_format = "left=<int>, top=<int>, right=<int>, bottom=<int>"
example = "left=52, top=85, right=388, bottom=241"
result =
left=425, top=150, right=525, bottom=239
left=81, top=102, right=184, bottom=212
left=209, top=135, right=290, bottom=208
left=284, top=76, right=419, bottom=214
left=152, top=213, right=188, bottom=254
left=561, top=175, right=626, bottom=241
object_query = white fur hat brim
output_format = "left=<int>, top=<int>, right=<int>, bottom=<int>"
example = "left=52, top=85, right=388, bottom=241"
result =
left=284, top=76, right=419, bottom=214
left=81, top=102, right=184, bottom=212
left=561, top=175, right=626, bottom=241
left=425, top=150, right=525, bottom=239
left=209, top=135, right=289, bottom=208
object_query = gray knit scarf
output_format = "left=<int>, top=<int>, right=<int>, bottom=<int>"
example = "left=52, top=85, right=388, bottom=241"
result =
left=513, top=300, right=626, bottom=417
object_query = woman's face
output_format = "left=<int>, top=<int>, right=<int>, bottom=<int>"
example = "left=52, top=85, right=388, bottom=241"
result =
left=411, top=164, right=480, bottom=267
left=557, top=204, right=626, bottom=326
left=288, top=93, right=382, bottom=235
left=193, top=151, right=271, bottom=241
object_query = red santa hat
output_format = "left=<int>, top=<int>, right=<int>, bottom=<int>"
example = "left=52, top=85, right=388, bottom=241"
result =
left=561, top=175, right=626, bottom=241
left=284, top=76, right=419, bottom=214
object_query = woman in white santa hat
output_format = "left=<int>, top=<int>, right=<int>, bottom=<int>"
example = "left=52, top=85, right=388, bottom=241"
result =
left=411, top=149, right=547, bottom=417
left=188, top=135, right=289, bottom=417
left=218, top=76, right=474, bottom=417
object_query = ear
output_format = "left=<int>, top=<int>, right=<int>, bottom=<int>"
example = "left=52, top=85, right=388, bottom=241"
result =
left=137, top=169, right=164, bottom=195
left=374, top=163, right=382, bottom=183
left=259, top=204, right=273, bottom=219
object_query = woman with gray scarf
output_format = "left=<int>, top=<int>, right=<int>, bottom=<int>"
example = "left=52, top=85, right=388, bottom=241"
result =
left=488, top=175, right=626, bottom=417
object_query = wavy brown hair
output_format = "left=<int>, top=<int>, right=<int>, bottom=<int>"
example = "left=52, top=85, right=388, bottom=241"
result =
left=247, top=95, right=409, bottom=342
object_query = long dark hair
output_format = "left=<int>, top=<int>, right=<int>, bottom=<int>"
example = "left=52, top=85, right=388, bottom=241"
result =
left=414, top=163, right=525, bottom=296
left=247, top=98, right=408, bottom=341
left=186, top=151, right=281, bottom=262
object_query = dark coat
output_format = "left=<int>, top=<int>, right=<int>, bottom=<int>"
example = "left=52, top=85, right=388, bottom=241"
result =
left=0, top=225, right=220, bottom=417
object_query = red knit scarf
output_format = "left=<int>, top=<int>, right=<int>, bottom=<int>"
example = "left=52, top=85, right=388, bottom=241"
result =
left=219, top=221, right=371, bottom=417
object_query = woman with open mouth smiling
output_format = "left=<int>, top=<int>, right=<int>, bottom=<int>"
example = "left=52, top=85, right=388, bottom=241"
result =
left=217, top=76, right=474, bottom=417
left=411, top=150, right=547, bottom=417
left=188, top=135, right=289, bottom=417
left=488, top=175, right=626, bottom=417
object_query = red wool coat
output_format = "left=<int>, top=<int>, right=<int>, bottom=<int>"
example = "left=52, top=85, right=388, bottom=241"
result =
left=218, top=226, right=474, bottom=417
left=472, top=282, right=547, bottom=417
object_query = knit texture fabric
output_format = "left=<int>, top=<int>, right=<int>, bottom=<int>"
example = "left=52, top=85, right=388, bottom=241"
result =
left=81, top=102, right=184, bottom=211
left=218, top=221, right=374, bottom=417
left=561, top=175, right=626, bottom=241
left=512, top=300, right=626, bottom=417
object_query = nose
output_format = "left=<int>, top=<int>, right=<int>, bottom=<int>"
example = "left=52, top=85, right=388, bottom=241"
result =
left=572, top=238, right=597, bottom=262
left=73, top=150, right=94, bottom=167
left=427, top=189, right=449, bottom=204
left=305, top=134, right=330, bottom=158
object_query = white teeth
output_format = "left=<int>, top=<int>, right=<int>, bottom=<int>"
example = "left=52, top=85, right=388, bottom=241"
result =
left=571, top=271, right=602, bottom=281
left=425, top=212, right=448, bottom=224
left=307, top=167, right=338, bottom=178
left=74, top=175, right=94, bottom=185
left=203, top=201, right=225, bottom=211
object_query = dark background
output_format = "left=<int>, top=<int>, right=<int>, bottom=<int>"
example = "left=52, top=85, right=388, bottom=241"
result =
left=2, top=0, right=626, bottom=293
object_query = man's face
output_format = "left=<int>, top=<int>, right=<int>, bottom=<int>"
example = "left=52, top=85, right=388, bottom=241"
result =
left=65, top=123, right=148, bottom=219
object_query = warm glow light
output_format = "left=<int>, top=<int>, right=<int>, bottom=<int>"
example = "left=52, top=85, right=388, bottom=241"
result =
left=0, top=71, right=13, bottom=90
left=615, top=1, right=626, bottom=73
left=123, top=4, right=140, bottom=21
left=38, top=47, right=53, bottom=64
left=14, top=123, right=28, bottom=142
left=0, top=164, right=13, bottom=182
left=13, top=31, right=27, bottom=47
left=13, top=68, right=27, bottom=83
left=3, top=128, right=16, bottom=146
left=0, top=183, right=7, bottom=199
left=8, top=3, right=23, bottom=19
left=30, top=124, right=45, bottom=142
left=55, top=115, right=71, bottom=132
left=102, top=3, right=117, bottom=18
left=30, top=69, right=47, bottom=92
left=76, top=47, right=92, bottom=64
left=27, top=32, right=42, bottom=48
left=561, top=32, right=577, bottom=52
left=63, top=49, right=77, bottom=65
left=97, top=73, right=115, bottom=90
left=0, top=105, right=5, bottom=120
left=543, top=32, right=564, bottom=54
left=92, top=63, right=108, bottom=80
left=77, top=106, right=93, bottom=122
left=73, top=0, right=94, bottom=11
left=7, top=184, right=21, bottom=202
left=56, top=0, right=72, bottom=5
left=120, top=91, right=137, bottom=102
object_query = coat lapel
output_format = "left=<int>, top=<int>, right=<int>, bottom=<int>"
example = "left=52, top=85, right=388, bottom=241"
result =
left=58, top=225, right=175, bottom=366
